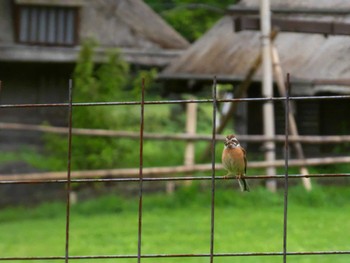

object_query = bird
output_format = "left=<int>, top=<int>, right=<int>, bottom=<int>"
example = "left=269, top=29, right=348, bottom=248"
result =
left=222, top=134, right=250, bottom=192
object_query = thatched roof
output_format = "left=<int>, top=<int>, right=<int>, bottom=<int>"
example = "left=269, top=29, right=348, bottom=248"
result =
left=0, top=0, right=189, bottom=66
left=80, top=0, right=189, bottom=50
left=160, top=0, right=350, bottom=91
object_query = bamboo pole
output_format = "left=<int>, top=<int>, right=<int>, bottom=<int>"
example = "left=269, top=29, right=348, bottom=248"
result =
left=271, top=45, right=312, bottom=191
left=261, top=0, right=277, bottom=192
left=1, top=156, right=350, bottom=182
left=183, top=101, right=197, bottom=186
left=1, top=122, right=350, bottom=143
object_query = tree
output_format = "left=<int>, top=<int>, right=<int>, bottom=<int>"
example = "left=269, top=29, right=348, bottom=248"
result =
left=145, top=0, right=235, bottom=42
left=44, top=40, right=146, bottom=170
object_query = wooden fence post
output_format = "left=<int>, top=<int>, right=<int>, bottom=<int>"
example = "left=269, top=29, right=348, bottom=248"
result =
left=166, top=100, right=197, bottom=193
left=183, top=101, right=197, bottom=186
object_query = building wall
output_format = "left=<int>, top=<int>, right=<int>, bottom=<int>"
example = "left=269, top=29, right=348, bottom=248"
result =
left=0, top=62, right=73, bottom=151
left=0, top=0, right=14, bottom=43
left=243, top=83, right=350, bottom=157
left=318, top=93, right=350, bottom=154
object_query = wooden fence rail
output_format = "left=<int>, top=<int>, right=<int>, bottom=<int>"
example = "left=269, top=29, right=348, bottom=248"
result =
left=1, top=122, right=350, bottom=144
left=1, top=156, right=350, bottom=182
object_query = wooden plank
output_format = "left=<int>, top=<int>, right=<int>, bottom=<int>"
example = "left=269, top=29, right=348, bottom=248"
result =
left=1, top=156, right=350, bottom=182
left=1, top=122, right=350, bottom=143
left=234, top=16, right=350, bottom=36
left=15, top=0, right=85, bottom=6
left=228, top=6, right=350, bottom=15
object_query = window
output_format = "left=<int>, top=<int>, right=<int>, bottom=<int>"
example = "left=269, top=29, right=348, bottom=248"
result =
left=16, top=5, right=79, bottom=46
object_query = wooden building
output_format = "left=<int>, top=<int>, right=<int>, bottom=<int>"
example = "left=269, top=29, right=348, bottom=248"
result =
left=0, top=0, right=189, bottom=151
left=0, top=0, right=190, bottom=206
left=159, top=0, right=350, bottom=156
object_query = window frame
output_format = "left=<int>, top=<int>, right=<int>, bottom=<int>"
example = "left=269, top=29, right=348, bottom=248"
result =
left=14, top=3, right=80, bottom=47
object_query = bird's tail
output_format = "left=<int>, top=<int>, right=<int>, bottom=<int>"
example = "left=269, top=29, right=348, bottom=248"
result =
left=238, top=177, right=250, bottom=192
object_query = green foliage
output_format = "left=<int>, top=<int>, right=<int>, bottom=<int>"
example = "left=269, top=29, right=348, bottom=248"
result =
left=70, top=40, right=130, bottom=102
left=0, top=147, right=65, bottom=171
left=131, top=68, right=158, bottom=100
left=96, top=50, right=130, bottom=101
left=40, top=40, right=190, bottom=171
left=41, top=40, right=138, bottom=170
left=145, top=0, right=235, bottom=42
left=72, top=39, right=98, bottom=101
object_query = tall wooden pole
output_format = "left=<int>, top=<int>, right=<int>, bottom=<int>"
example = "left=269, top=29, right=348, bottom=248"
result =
left=271, top=45, right=312, bottom=191
left=260, top=0, right=277, bottom=192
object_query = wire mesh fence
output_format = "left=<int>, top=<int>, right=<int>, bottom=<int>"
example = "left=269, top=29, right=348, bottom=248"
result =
left=0, top=75, right=350, bottom=263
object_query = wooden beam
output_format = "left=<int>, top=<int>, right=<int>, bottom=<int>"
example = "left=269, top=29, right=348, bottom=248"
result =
left=15, top=0, right=85, bottom=6
left=1, top=156, right=350, bottom=182
left=234, top=16, right=350, bottom=36
left=1, top=122, right=350, bottom=143
left=228, top=5, right=350, bottom=15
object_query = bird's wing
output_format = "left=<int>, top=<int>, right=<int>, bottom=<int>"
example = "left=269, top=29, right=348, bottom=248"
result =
left=242, top=147, right=247, bottom=174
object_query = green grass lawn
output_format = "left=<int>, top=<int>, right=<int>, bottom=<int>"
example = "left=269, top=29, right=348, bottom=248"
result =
left=0, top=184, right=350, bottom=263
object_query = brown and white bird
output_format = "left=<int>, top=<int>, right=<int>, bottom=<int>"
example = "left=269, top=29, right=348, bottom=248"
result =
left=222, top=134, right=249, bottom=192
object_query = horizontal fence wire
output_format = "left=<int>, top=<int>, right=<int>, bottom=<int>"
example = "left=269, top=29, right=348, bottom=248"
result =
left=1, top=250, right=350, bottom=261
left=0, top=94, right=350, bottom=109
left=0, top=173, right=349, bottom=185
left=0, top=77, right=349, bottom=262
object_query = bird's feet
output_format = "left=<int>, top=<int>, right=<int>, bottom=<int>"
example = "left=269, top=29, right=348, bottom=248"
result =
left=223, top=173, right=231, bottom=179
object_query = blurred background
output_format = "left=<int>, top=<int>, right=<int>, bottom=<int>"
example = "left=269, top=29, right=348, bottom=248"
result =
left=0, top=0, right=350, bottom=262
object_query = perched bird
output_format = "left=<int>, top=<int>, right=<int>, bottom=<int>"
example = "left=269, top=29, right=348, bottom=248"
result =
left=222, top=134, right=249, bottom=192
